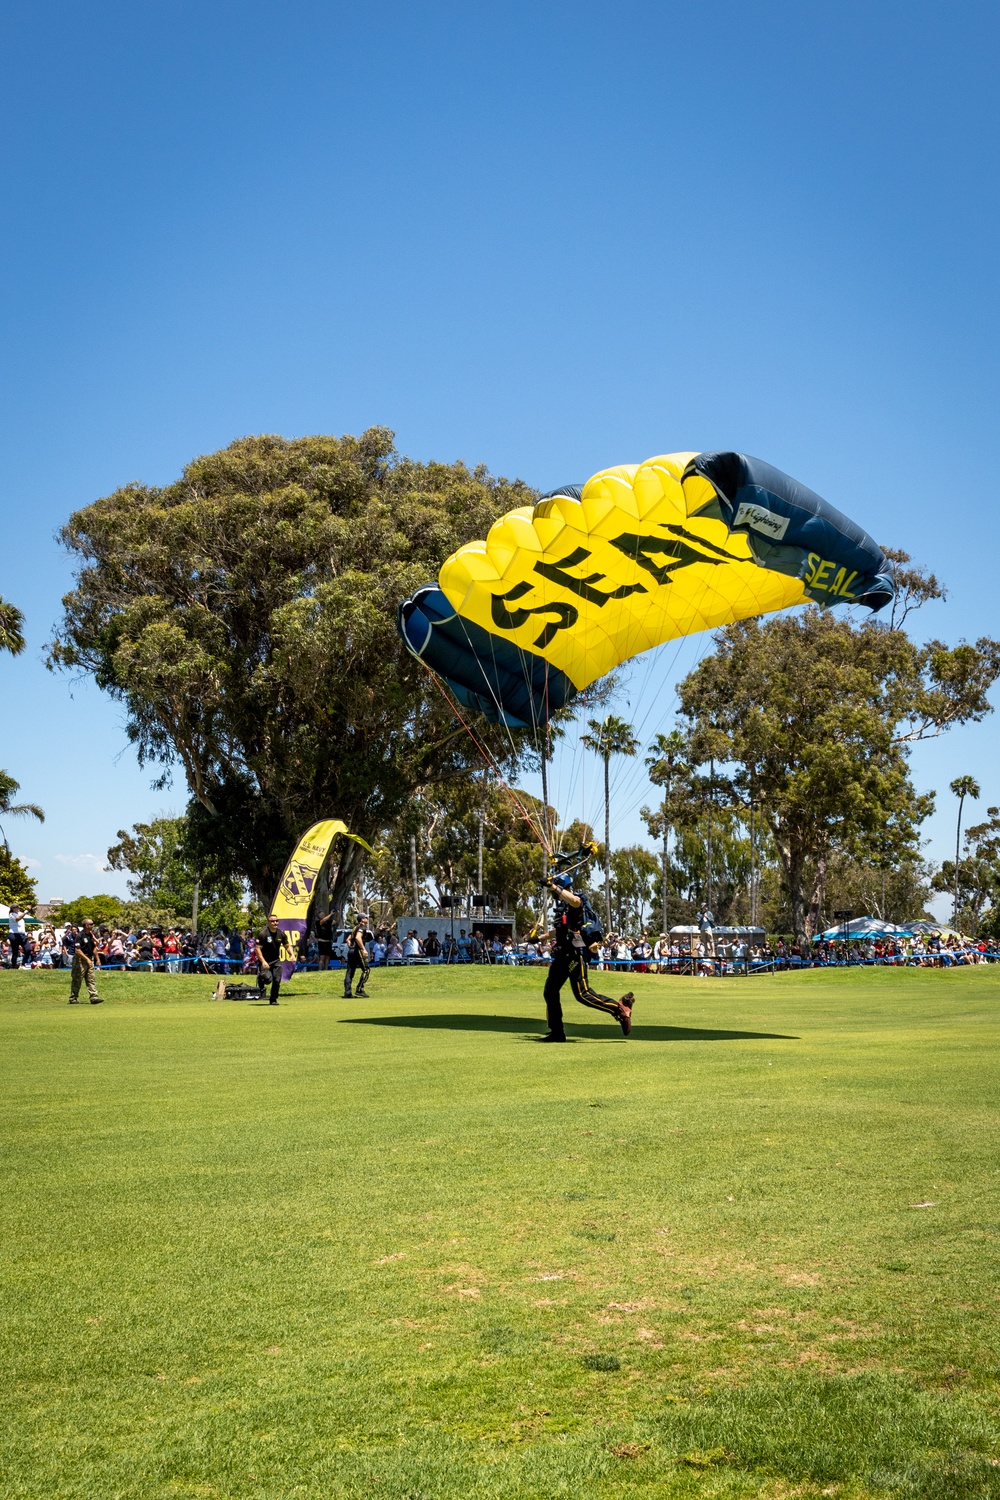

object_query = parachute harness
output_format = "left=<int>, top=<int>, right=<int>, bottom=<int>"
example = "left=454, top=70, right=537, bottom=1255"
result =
left=527, top=840, right=601, bottom=941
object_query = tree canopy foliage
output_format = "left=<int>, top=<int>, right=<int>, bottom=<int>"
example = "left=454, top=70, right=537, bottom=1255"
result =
left=881, top=547, right=945, bottom=632
left=369, top=777, right=547, bottom=923
left=0, top=593, right=25, bottom=657
left=607, top=845, right=661, bottom=932
left=0, top=849, right=38, bottom=909
left=50, top=431, right=537, bottom=911
left=0, top=603, right=42, bottom=890
left=677, top=606, right=1000, bottom=945
left=53, top=894, right=126, bottom=927
left=0, top=770, right=44, bottom=829
left=932, top=804, right=1000, bottom=936
left=107, top=816, right=248, bottom=930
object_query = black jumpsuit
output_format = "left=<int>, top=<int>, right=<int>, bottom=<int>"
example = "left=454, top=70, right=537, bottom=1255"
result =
left=344, top=927, right=371, bottom=997
left=543, top=898, right=621, bottom=1038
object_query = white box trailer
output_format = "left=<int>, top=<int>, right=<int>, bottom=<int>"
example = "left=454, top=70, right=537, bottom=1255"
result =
left=397, top=915, right=515, bottom=944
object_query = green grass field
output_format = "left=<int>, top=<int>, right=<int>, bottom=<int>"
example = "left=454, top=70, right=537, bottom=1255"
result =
left=2, top=963, right=999, bottom=1499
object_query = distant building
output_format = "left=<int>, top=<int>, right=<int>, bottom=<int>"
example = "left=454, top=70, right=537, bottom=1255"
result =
left=34, top=901, right=64, bottom=921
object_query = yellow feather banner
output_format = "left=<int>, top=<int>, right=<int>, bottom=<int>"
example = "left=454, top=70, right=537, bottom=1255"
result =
left=269, top=819, right=375, bottom=930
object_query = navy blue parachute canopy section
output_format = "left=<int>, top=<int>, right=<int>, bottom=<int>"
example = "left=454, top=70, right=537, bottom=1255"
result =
left=682, top=452, right=894, bottom=611
left=398, top=584, right=576, bottom=729
left=398, top=449, right=893, bottom=730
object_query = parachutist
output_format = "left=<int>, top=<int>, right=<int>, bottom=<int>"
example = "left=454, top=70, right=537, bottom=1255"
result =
left=542, top=874, right=635, bottom=1040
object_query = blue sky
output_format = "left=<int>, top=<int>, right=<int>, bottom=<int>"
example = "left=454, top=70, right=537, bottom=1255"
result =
left=1, top=0, right=997, bottom=909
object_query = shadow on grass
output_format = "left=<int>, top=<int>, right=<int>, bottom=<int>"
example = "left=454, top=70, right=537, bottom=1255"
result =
left=340, top=1014, right=797, bottom=1042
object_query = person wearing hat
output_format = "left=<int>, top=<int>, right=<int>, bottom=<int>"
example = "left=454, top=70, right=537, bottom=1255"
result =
left=255, top=914, right=288, bottom=1005
left=344, top=914, right=372, bottom=998
left=7, top=904, right=30, bottom=969
left=540, top=873, right=635, bottom=1041
left=68, top=917, right=103, bottom=1004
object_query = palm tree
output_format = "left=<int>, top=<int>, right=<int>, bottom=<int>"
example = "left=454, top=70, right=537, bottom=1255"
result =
left=646, top=729, right=687, bottom=936
left=0, top=771, right=44, bottom=857
left=0, top=593, right=25, bottom=657
left=581, top=715, right=639, bottom=930
left=949, top=775, right=980, bottom=929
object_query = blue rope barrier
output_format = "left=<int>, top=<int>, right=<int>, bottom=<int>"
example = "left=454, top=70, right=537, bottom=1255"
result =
left=6, top=950, right=995, bottom=974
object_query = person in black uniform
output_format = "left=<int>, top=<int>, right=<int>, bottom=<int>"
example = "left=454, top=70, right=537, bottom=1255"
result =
left=423, top=930, right=441, bottom=959
left=255, top=914, right=288, bottom=1004
left=541, top=873, right=635, bottom=1042
left=344, top=915, right=371, bottom=998
left=315, top=909, right=334, bottom=971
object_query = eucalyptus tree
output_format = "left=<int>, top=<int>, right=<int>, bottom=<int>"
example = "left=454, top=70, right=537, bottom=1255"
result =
left=49, top=430, right=538, bottom=913
left=678, top=605, right=1000, bottom=947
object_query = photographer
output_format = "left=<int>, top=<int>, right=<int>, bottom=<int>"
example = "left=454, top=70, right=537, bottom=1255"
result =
left=540, top=872, right=635, bottom=1042
left=7, top=905, right=30, bottom=969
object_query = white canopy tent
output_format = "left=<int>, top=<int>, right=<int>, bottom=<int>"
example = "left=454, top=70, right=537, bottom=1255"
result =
left=816, top=916, right=906, bottom=941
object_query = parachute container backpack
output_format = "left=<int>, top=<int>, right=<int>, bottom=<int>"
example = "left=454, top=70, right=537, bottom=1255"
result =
left=398, top=451, right=893, bottom=730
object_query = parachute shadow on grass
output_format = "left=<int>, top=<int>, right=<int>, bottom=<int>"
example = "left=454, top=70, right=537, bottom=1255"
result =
left=340, top=1014, right=797, bottom=1043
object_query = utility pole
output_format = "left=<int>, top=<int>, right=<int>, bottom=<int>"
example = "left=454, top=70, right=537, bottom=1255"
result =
left=749, top=801, right=756, bottom=927
left=661, top=811, right=669, bottom=937
left=706, top=758, right=714, bottom=912
left=410, top=834, right=419, bottom=916
left=604, top=748, right=612, bottom=933
left=477, top=786, right=485, bottom=900
left=540, top=737, right=550, bottom=928
left=449, top=892, right=456, bottom=958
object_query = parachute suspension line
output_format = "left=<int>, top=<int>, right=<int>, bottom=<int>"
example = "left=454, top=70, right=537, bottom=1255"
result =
left=580, top=688, right=588, bottom=840
left=605, top=653, right=679, bottom=817
left=541, top=666, right=552, bottom=856
left=609, top=633, right=688, bottom=807
left=415, top=655, right=549, bottom=852
left=449, top=606, right=549, bottom=842
left=540, top=665, right=551, bottom=931
left=448, top=602, right=561, bottom=859
left=608, top=632, right=712, bottom=826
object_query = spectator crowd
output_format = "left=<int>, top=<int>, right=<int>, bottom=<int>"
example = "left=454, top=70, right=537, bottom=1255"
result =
left=1, top=918, right=259, bottom=972
left=3, top=910, right=995, bottom=973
